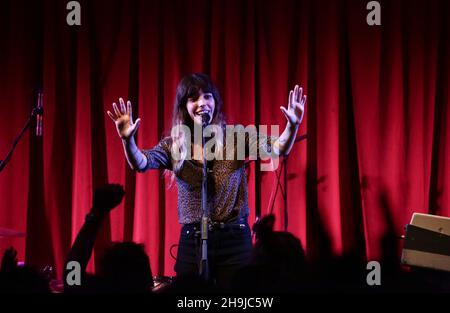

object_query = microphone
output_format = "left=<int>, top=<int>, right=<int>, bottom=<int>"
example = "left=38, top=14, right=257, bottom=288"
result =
left=36, top=93, right=43, bottom=136
left=201, top=112, right=210, bottom=127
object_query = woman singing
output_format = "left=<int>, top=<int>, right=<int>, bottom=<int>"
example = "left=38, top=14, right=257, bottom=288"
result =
left=107, top=73, right=306, bottom=289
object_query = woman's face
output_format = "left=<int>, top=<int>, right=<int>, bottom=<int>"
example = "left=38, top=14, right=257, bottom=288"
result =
left=186, top=90, right=215, bottom=125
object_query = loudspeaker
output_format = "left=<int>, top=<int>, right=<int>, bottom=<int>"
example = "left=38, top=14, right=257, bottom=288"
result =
left=401, top=213, right=450, bottom=272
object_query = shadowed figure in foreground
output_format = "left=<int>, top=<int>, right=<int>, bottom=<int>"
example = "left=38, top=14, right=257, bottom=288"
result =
left=232, top=215, right=307, bottom=292
left=0, top=247, right=50, bottom=293
left=64, top=184, right=153, bottom=293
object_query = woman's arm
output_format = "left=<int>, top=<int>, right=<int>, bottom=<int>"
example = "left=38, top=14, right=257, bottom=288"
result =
left=121, top=136, right=147, bottom=171
left=273, top=85, right=307, bottom=156
left=273, top=122, right=300, bottom=156
left=107, top=97, right=147, bottom=171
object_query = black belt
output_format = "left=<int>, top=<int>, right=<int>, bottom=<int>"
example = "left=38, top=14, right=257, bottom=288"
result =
left=184, top=217, right=248, bottom=232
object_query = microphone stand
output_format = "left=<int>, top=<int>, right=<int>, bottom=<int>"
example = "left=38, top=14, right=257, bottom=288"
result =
left=199, top=115, right=210, bottom=282
left=0, top=105, right=43, bottom=173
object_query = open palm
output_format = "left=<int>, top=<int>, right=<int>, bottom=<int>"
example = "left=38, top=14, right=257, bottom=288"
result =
left=107, top=98, right=141, bottom=140
left=280, top=85, right=307, bottom=126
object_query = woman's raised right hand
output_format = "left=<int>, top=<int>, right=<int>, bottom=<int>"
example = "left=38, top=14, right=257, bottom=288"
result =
left=107, top=97, right=141, bottom=140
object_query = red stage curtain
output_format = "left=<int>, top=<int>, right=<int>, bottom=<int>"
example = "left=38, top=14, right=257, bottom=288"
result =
left=0, top=0, right=449, bottom=278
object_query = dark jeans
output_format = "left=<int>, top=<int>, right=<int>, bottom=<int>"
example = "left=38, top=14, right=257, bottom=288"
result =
left=174, top=217, right=252, bottom=290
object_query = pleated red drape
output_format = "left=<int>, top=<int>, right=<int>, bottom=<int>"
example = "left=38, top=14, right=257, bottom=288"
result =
left=0, top=0, right=449, bottom=278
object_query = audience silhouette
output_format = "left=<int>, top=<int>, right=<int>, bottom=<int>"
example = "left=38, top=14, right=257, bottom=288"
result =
left=1, top=187, right=449, bottom=294
left=63, top=183, right=153, bottom=293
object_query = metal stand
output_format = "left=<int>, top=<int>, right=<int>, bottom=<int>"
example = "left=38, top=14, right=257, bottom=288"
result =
left=268, top=134, right=307, bottom=231
left=199, top=117, right=210, bottom=282
left=0, top=96, right=43, bottom=173
left=0, top=94, right=43, bottom=237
